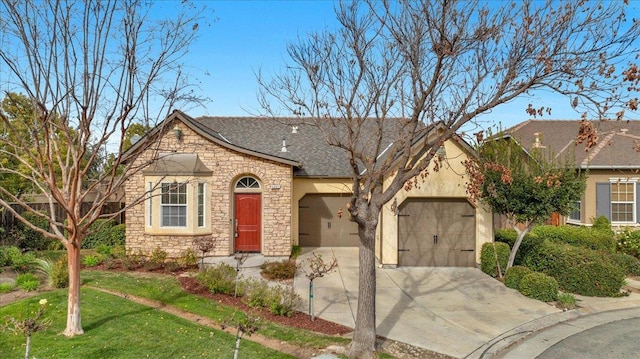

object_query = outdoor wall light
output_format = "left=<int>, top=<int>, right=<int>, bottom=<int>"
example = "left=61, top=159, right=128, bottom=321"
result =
left=436, top=145, right=446, bottom=158
left=173, top=125, right=183, bottom=141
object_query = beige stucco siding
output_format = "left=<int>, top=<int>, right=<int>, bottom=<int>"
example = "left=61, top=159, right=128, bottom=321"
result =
left=291, top=178, right=353, bottom=245
left=125, top=120, right=293, bottom=257
left=378, top=140, right=493, bottom=266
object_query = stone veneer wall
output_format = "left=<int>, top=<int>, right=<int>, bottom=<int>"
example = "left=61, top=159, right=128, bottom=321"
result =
left=125, top=119, right=293, bottom=257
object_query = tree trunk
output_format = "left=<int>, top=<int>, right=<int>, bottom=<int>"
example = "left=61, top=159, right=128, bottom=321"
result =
left=348, top=224, right=377, bottom=359
left=506, top=223, right=533, bottom=270
left=63, top=242, right=84, bottom=336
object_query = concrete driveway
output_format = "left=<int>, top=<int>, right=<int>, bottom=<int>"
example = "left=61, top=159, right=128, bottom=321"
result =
left=294, top=247, right=560, bottom=358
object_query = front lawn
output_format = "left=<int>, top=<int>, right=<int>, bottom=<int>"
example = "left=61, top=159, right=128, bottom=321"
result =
left=0, top=288, right=294, bottom=358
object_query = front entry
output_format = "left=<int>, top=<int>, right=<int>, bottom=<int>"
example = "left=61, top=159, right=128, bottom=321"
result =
left=234, top=193, right=261, bottom=252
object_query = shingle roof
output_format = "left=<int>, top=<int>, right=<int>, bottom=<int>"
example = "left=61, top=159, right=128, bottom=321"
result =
left=504, top=120, right=640, bottom=169
left=193, top=116, right=356, bottom=177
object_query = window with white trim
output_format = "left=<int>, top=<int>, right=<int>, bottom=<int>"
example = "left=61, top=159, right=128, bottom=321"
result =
left=197, top=182, right=205, bottom=227
left=161, top=182, right=187, bottom=227
left=611, top=180, right=635, bottom=223
left=568, top=201, right=581, bottom=222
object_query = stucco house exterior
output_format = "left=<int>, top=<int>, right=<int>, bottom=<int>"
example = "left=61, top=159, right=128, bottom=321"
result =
left=504, top=119, right=640, bottom=228
left=123, top=110, right=492, bottom=267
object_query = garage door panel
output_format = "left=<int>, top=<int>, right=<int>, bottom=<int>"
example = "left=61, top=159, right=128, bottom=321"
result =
left=398, top=198, right=476, bottom=267
left=299, top=194, right=359, bottom=247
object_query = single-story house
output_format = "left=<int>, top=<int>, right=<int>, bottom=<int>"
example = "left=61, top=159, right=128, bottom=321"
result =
left=504, top=119, right=640, bottom=228
left=123, top=110, right=493, bottom=267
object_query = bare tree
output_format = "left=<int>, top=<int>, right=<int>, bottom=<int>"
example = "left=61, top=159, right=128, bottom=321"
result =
left=259, top=1, right=639, bottom=357
left=0, top=0, right=207, bottom=336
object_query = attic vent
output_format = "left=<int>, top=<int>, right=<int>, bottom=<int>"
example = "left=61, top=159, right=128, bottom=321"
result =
left=281, top=137, right=287, bottom=152
left=291, top=126, right=298, bottom=134
left=533, top=132, right=546, bottom=149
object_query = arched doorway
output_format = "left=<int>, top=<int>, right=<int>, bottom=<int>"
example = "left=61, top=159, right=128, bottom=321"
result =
left=234, top=176, right=261, bottom=252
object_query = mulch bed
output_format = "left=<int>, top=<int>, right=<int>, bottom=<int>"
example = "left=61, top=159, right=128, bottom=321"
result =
left=84, top=262, right=352, bottom=336
left=177, top=276, right=352, bottom=336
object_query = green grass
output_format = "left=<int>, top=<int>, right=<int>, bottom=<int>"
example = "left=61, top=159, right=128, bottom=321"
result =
left=81, top=270, right=349, bottom=349
left=0, top=288, right=295, bottom=358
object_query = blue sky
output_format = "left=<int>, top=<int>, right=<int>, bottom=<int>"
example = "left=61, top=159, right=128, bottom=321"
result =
left=158, top=1, right=638, bottom=129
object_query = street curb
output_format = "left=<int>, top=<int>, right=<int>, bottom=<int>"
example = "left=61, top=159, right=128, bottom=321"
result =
left=464, top=309, right=581, bottom=359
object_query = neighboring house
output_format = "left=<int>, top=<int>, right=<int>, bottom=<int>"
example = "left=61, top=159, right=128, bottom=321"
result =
left=504, top=119, right=640, bottom=228
left=123, top=110, right=492, bottom=267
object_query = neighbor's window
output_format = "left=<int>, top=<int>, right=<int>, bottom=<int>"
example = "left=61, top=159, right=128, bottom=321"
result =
left=147, top=182, right=153, bottom=227
left=568, top=201, right=581, bottom=222
left=611, top=181, right=635, bottom=223
left=197, top=182, right=205, bottom=227
left=161, top=182, right=187, bottom=227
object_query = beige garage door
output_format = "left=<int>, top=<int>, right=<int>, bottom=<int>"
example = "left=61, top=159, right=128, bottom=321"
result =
left=299, top=194, right=359, bottom=247
left=398, top=198, right=476, bottom=267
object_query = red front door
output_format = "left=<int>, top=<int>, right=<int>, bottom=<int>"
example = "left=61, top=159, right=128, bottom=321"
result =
left=234, top=193, right=261, bottom=252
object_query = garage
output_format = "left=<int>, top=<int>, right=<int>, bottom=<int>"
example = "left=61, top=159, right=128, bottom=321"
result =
left=397, top=198, right=476, bottom=267
left=298, top=194, right=359, bottom=247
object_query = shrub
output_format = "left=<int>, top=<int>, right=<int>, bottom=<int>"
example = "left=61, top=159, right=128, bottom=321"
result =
left=610, top=252, right=640, bottom=276
left=51, top=256, right=69, bottom=288
left=0, top=246, right=21, bottom=266
left=617, top=227, right=640, bottom=258
left=290, top=245, right=302, bottom=260
left=164, top=261, right=181, bottom=273
left=493, top=229, right=543, bottom=265
left=112, top=244, right=126, bottom=259
left=504, top=266, right=532, bottom=290
left=15, top=273, right=40, bottom=291
left=196, top=263, right=238, bottom=295
left=523, top=240, right=625, bottom=297
left=261, top=260, right=297, bottom=280
left=82, top=254, right=102, bottom=267
left=9, top=212, right=53, bottom=251
left=103, top=257, right=118, bottom=270
left=0, top=282, right=14, bottom=293
left=95, top=244, right=113, bottom=258
left=494, top=228, right=518, bottom=247
left=121, top=251, right=145, bottom=270
left=592, top=215, right=613, bottom=234
left=267, top=285, right=301, bottom=317
left=243, top=278, right=271, bottom=308
left=150, top=247, right=168, bottom=265
left=480, top=242, right=510, bottom=278
left=81, top=219, right=116, bottom=249
left=11, top=251, right=37, bottom=274
left=110, top=224, right=126, bottom=246
left=178, top=248, right=198, bottom=267
left=531, top=225, right=616, bottom=253
left=557, top=293, right=578, bottom=310
left=518, top=272, right=558, bottom=302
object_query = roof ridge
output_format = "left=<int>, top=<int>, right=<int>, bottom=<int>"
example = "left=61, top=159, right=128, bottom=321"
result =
left=581, top=131, right=616, bottom=167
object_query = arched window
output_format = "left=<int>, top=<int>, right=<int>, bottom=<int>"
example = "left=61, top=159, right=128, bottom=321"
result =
left=235, top=176, right=260, bottom=189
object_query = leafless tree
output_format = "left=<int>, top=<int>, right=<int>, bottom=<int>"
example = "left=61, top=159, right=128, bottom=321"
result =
left=259, top=1, right=639, bottom=357
left=0, top=0, right=207, bottom=336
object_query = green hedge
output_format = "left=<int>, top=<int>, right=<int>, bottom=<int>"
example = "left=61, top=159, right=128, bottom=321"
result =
left=531, top=225, right=616, bottom=253
left=504, top=266, right=532, bottom=290
left=610, top=252, right=640, bottom=276
left=480, top=242, right=510, bottom=278
left=523, top=240, right=625, bottom=297
left=81, top=220, right=125, bottom=249
left=494, top=228, right=542, bottom=265
left=10, top=212, right=56, bottom=251
left=519, top=272, right=558, bottom=302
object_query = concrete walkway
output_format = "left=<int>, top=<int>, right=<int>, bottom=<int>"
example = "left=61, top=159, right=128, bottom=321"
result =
left=294, top=247, right=562, bottom=358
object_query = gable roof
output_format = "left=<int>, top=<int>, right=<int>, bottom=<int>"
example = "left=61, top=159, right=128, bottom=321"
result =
left=124, top=110, right=475, bottom=178
left=504, top=120, right=640, bottom=169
